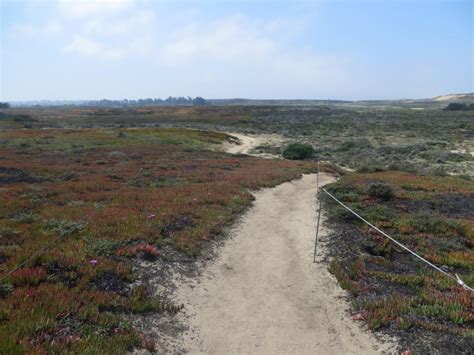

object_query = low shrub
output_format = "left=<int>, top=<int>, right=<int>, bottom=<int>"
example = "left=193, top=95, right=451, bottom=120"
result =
left=325, top=182, right=364, bottom=202
left=337, top=139, right=372, bottom=151
left=367, top=182, right=394, bottom=200
left=363, top=204, right=394, bottom=222
left=282, top=143, right=314, bottom=160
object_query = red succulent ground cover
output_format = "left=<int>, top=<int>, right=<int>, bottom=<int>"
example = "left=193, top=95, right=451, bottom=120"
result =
left=0, top=127, right=316, bottom=353
left=324, top=172, right=474, bottom=353
left=116, top=244, right=159, bottom=259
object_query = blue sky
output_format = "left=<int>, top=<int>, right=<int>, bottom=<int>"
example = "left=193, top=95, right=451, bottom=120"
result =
left=0, top=0, right=472, bottom=100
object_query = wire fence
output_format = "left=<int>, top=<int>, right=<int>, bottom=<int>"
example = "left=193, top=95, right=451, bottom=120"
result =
left=312, top=164, right=473, bottom=292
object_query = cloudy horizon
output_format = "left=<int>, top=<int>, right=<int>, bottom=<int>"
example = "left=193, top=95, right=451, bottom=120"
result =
left=1, top=0, right=472, bottom=101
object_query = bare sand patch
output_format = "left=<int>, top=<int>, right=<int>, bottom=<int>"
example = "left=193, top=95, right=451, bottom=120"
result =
left=434, top=94, right=467, bottom=101
left=221, top=132, right=285, bottom=158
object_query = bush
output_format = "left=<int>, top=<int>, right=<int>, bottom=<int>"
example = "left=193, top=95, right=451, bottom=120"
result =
left=338, top=139, right=372, bottom=151
left=367, top=182, right=394, bottom=200
left=282, top=143, right=314, bottom=160
left=444, top=103, right=473, bottom=111
left=325, top=181, right=364, bottom=202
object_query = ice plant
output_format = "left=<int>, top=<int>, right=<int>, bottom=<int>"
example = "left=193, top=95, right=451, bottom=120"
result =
left=117, top=244, right=160, bottom=259
left=0, top=125, right=315, bottom=353
left=10, top=267, right=47, bottom=286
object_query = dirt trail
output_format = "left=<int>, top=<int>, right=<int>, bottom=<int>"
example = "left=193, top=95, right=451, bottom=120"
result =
left=142, top=133, right=396, bottom=354
left=171, top=172, right=396, bottom=354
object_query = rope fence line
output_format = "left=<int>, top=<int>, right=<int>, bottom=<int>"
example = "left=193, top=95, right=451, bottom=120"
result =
left=0, top=168, right=146, bottom=283
left=312, top=163, right=473, bottom=292
left=312, top=186, right=323, bottom=263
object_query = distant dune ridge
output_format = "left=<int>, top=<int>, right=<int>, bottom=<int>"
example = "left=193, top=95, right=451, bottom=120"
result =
left=433, top=93, right=474, bottom=102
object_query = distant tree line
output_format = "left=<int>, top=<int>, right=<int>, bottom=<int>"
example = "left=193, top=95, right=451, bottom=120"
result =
left=4, top=97, right=209, bottom=108
left=444, top=102, right=474, bottom=111
left=85, top=96, right=208, bottom=107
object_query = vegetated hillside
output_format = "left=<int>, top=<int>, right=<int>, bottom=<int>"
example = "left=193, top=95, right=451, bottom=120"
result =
left=1, top=105, right=472, bottom=176
left=0, top=112, right=37, bottom=130
left=323, top=172, right=473, bottom=353
left=0, top=127, right=316, bottom=353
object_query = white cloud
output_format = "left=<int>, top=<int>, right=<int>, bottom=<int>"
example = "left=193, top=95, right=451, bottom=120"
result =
left=57, top=0, right=136, bottom=18
left=160, top=16, right=275, bottom=65
left=11, top=21, right=62, bottom=37
left=155, top=15, right=350, bottom=97
left=11, top=23, right=35, bottom=36
left=82, top=9, right=154, bottom=37
left=63, top=35, right=123, bottom=60
left=8, top=0, right=351, bottom=97
left=59, top=1, right=155, bottom=60
left=43, top=21, right=62, bottom=35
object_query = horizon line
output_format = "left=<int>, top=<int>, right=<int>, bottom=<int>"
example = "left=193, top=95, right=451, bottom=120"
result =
left=2, top=92, right=473, bottom=104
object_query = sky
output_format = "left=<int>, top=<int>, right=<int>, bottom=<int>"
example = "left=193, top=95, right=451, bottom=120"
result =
left=0, top=0, right=472, bottom=101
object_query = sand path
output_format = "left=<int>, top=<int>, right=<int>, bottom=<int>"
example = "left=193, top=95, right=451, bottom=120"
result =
left=172, top=170, right=395, bottom=353
left=148, top=133, right=396, bottom=354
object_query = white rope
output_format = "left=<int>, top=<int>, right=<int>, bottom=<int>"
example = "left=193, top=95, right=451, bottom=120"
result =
left=321, top=187, right=474, bottom=292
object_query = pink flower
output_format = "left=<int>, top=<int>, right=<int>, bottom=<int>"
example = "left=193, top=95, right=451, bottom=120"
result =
left=147, top=214, right=156, bottom=219
left=89, top=259, right=97, bottom=265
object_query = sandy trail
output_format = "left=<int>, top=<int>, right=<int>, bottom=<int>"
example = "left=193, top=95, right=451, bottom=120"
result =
left=172, top=173, right=396, bottom=354
left=222, top=132, right=284, bottom=158
left=141, top=133, right=395, bottom=353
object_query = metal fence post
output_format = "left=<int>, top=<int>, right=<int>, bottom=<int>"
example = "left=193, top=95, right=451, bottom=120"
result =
left=313, top=193, right=322, bottom=263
